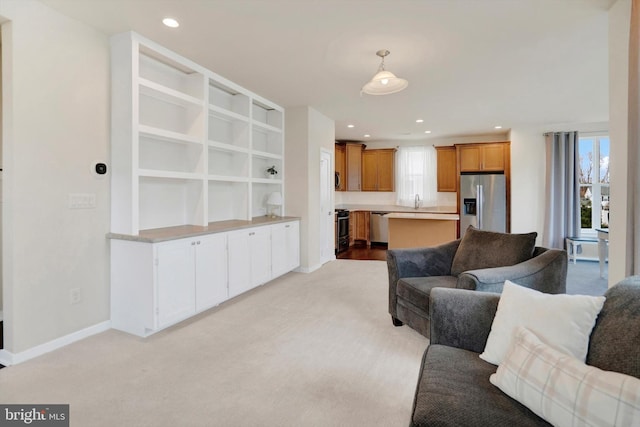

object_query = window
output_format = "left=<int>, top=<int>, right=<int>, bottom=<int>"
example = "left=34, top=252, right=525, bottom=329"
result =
left=578, top=135, right=609, bottom=236
left=395, top=146, right=437, bottom=207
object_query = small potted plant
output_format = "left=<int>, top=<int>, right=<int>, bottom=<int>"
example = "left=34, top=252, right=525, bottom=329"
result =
left=266, top=165, right=278, bottom=179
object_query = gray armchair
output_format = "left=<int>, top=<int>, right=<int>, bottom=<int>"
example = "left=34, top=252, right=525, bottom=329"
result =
left=387, top=227, right=567, bottom=337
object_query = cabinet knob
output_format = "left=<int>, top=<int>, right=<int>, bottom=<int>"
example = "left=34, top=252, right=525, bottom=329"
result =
left=197, top=241, right=201, bottom=245
left=285, top=224, right=290, bottom=228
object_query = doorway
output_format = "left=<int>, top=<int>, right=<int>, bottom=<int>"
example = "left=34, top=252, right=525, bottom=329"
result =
left=319, top=149, right=333, bottom=264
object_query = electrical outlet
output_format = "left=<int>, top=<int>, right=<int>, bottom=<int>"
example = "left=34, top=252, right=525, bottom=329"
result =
left=70, top=288, right=82, bottom=305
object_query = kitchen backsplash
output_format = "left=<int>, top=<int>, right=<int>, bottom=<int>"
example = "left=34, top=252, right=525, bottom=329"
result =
left=335, top=191, right=456, bottom=207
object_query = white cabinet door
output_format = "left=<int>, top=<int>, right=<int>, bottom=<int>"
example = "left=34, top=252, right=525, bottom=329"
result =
left=228, top=230, right=251, bottom=298
left=285, top=221, right=300, bottom=272
left=271, top=223, right=288, bottom=278
left=228, top=226, right=271, bottom=297
left=272, top=221, right=300, bottom=278
left=250, top=226, right=272, bottom=287
left=155, top=240, right=196, bottom=328
left=195, top=233, right=228, bottom=311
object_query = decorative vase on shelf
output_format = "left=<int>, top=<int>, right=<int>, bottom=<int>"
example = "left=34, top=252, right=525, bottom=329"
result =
left=266, top=165, right=278, bottom=179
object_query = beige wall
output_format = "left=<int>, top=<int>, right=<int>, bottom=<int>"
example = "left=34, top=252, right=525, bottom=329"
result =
left=509, top=122, right=609, bottom=244
left=0, top=0, right=110, bottom=353
left=285, top=106, right=335, bottom=272
left=509, top=128, right=546, bottom=239
left=609, top=0, right=632, bottom=286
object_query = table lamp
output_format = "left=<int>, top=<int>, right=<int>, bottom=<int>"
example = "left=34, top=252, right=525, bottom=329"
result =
left=267, top=192, right=283, bottom=218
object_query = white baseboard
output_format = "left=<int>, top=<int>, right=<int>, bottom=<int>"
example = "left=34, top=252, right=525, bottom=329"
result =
left=0, top=320, right=111, bottom=366
left=295, top=262, right=322, bottom=274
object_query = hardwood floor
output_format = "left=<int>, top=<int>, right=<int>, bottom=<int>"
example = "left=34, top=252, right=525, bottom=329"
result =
left=337, top=243, right=388, bottom=261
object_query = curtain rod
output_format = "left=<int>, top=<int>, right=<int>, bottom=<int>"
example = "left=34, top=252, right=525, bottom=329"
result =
left=543, top=130, right=608, bottom=136
left=543, top=131, right=579, bottom=136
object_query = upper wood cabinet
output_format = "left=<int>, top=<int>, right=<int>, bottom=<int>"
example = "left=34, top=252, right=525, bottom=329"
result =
left=435, top=146, right=457, bottom=192
left=335, top=144, right=346, bottom=191
left=362, top=149, right=396, bottom=191
left=458, top=142, right=508, bottom=173
left=345, top=143, right=364, bottom=191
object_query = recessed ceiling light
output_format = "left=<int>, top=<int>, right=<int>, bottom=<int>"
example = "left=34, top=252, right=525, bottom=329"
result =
left=347, top=124, right=355, bottom=128
left=416, top=119, right=424, bottom=123
left=494, top=125, right=503, bottom=129
left=364, top=134, right=371, bottom=138
left=162, top=18, right=180, bottom=28
left=424, top=130, right=432, bottom=134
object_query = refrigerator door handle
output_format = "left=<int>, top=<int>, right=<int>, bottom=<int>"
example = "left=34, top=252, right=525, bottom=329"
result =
left=477, top=184, right=483, bottom=229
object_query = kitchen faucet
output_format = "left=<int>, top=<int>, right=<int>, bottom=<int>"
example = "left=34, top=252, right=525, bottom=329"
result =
left=414, top=194, right=421, bottom=209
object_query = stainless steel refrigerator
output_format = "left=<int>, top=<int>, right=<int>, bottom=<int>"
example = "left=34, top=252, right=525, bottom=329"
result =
left=460, top=173, right=506, bottom=237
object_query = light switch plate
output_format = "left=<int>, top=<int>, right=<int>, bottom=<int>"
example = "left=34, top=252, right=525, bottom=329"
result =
left=69, top=193, right=96, bottom=209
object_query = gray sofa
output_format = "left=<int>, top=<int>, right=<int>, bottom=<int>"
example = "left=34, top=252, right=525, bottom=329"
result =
left=387, top=227, right=567, bottom=337
left=410, top=276, right=640, bottom=426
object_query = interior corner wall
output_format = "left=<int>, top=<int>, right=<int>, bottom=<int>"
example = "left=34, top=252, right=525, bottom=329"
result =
left=509, top=120, right=610, bottom=246
left=508, top=128, right=546, bottom=241
left=609, top=0, right=632, bottom=286
left=284, top=107, right=311, bottom=270
left=284, top=106, right=335, bottom=272
left=0, top=0, right=110, bottom=353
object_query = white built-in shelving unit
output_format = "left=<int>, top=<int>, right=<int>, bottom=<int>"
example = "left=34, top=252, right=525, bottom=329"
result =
left=109, top=32, right=298, bottom=338
left=111, top=31, right=284, bottom=235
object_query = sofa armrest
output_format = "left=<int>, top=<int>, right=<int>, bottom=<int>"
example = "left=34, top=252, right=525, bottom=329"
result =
left=429, top=287, right=500, bottom=353
left=387, top=239, right=460, bottom=317
left=456, top=248, right=567, bottom=294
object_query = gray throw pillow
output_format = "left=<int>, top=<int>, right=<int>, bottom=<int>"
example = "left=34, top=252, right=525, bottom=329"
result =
left=450, top=226, right=537, bottom=276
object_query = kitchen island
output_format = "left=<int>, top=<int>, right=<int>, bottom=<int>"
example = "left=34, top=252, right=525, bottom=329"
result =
left=386, top=212, right=459, bottom=249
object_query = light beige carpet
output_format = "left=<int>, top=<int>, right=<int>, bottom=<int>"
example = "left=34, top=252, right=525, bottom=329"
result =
left=0, top=260, right=427, bottom=426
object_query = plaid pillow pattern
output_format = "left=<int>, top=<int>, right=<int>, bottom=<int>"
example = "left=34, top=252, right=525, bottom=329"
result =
left=490, top=327, right=640, bottom=427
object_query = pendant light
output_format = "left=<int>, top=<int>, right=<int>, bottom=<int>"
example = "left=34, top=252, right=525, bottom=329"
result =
left=361, top=50, right=408, bottom=96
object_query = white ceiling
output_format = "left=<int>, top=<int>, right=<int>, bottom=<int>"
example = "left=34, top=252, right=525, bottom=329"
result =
left=40, top=0, right=615, bottom=142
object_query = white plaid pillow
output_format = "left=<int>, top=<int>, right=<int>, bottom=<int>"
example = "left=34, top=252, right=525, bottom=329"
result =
left=490, top=327, right=640, bottom=427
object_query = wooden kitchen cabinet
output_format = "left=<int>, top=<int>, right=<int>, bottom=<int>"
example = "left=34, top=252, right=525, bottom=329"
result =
left=335, top=144, right=346, bottom=191
left=350, top=211, right=370, bottom=245
left=346, top=143, right=364, bottom=191
left=458, top=142, right=508, bottom=172
left=435, top=146, right=457, bottom=192
left=362, top=149, right=396, bottom=191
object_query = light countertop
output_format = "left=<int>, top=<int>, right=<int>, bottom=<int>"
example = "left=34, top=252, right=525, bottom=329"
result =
left=107, top=216, right=301, bottom=243
left=336, top=204, right=457, bottom=214
left=385, top=212, right=460, bottom=220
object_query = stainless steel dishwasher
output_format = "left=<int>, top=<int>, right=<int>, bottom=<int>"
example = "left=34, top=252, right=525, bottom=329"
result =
left=370, top=212, right=389, bottom=244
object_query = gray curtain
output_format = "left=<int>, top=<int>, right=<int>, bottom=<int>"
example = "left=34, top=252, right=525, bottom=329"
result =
left=627, top=0, right=640, bottom=275
left=542, top=131, right=581, bottom=249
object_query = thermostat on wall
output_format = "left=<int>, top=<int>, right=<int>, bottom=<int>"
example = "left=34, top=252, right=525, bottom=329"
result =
left=94, top=162, right=107, bottom=175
